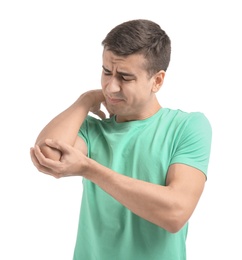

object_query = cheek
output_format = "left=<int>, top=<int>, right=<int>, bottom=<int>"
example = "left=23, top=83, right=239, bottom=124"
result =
left=101, top=74, right=105, bottom=87
left=101, top=75, right=112, bottom=91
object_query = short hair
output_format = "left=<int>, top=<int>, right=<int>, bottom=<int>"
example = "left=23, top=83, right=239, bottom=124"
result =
left=102, top=19, right=171, bottom=77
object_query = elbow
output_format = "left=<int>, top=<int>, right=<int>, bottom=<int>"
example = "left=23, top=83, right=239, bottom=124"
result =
left=37, top=141, right=61, bottom=161
left=165, top=218, right=186, bottom=233
left=160, top=205, right=189, bottom=233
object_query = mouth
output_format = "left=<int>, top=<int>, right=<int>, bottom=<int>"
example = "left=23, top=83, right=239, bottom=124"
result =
left=106, top=96, right=124, bottom=104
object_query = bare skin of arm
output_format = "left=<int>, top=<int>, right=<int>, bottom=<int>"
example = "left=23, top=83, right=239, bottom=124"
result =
left=34, top=90, right=106, bottom=160
left=30, top=138, right=206, bottom=233
left=31, top=89, right=205, bottom=233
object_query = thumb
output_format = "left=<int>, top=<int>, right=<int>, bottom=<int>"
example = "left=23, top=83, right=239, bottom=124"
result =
left=95, top=109, right=106, bottom=120
left=45, top=139, right=70, bottom=153
left=102, top=102, right=114, bottom=118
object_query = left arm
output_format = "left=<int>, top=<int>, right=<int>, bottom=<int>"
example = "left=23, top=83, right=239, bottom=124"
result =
left=31, top=139, right=206, bottom=233
left=83, top=159, right=206, bottom=233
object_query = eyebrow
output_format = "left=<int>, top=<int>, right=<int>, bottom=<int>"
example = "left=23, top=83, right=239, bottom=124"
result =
left=102, top=65, right=136, bottom=78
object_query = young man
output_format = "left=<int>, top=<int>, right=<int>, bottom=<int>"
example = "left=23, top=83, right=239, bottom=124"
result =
left=30, top=19, right=212, bottom=260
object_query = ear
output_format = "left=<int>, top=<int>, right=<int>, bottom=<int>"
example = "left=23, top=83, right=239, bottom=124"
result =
left=152, top=70, right=166, bottom=93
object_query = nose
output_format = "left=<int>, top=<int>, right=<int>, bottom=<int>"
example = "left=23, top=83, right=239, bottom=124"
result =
left=105, top=76, right=121, bottom=94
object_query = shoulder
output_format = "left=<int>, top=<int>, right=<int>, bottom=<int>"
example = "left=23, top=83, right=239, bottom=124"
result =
left=181, top=110, right=212, bottom=135
left=172, top=110, right=212, bottom=148
left=162, top=108, right=211, bottom=128
left=81, top=114, right=114, bottom=131
left=159, top=109, right=212, bottom=143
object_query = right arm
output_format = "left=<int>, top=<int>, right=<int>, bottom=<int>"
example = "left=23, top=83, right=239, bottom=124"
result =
left=34, top=90, right=106, bottom=161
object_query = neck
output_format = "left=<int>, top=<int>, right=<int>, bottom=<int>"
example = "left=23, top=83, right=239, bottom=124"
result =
left=116, top=101, right=161, bottom=123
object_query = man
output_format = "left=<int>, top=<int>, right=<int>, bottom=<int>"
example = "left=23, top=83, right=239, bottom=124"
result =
left=30, top=19, right=212, bottom=260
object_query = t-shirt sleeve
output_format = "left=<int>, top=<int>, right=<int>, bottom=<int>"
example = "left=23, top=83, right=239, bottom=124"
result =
left=170, top=112, right=212, bottom=176
left=78, top=116, right=89, bottom=152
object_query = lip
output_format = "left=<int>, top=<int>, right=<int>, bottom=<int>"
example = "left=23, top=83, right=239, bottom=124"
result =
left=106, top=96, right=124, bottom=104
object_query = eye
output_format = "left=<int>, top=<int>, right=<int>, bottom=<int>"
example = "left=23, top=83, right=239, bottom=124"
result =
left=121, top=76, right=134, bottom=81
left=104, top=71, right=111, bottom=75
left=102, top=66, right=112, bottom=76
left=103, top=70, right=112, bottom=77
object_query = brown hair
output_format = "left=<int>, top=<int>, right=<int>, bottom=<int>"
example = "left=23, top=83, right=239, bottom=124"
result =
left=102, top=19, right=171, bottom=76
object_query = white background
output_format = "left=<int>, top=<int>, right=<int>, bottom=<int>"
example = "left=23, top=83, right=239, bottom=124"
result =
left=1, top=0, right=241, bottom=259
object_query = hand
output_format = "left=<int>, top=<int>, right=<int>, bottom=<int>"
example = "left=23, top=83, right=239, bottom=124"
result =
left=30, top=139, right=88, bottom=178
left=82, top=90, right=114, bottom=119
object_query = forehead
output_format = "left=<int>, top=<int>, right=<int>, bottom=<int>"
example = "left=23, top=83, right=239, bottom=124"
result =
left=102, top=49, right=146, bottom=72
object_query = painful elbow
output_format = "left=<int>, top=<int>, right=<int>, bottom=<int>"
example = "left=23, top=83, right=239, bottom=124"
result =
left=37, top=142, right=61, bottom=161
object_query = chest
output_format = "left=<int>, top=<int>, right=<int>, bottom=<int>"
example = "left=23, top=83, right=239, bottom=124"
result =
left=89, top=126, right=177, bottom=184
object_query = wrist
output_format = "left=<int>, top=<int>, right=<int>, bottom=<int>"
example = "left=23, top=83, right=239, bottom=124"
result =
left=81, top=90, right=104, bottom=106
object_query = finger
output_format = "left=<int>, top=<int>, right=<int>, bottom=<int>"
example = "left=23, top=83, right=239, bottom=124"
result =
left=44, top=139, right=70, bottom=154
left=30, top=147, right=58, bottom=177
left=102, top=102, right=114, bottom=118
left=94, top=110, right=106, bottom=120
left=34, top=144, right=62, bottom=169
left=30, top=147, right=41, bottom=168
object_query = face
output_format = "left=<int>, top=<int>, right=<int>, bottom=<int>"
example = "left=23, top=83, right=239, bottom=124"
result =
left=101, top=49, right=165, bottom=122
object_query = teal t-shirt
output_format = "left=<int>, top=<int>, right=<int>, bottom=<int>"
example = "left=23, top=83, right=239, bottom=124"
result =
left=73, top=108, right=212, bottom=260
